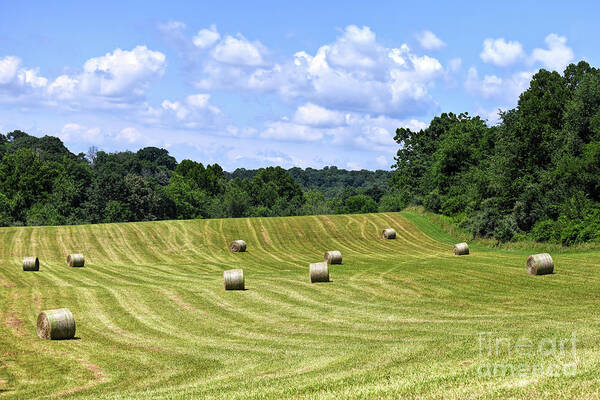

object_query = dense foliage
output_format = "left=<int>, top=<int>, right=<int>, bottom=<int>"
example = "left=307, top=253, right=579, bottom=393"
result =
left=391, top=61, right=600, bottom=245
left=0, top=132, right=392, bottom=226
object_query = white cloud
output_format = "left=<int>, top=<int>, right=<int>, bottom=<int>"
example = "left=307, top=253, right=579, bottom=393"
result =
left=293, top=103, right=345, bottom=127
left=261, top=121, right=325, bottom=141
left=79, top=46, right=166, bottom=98
left=211, top=34, right=268, bottom=66
left=191, top=25, right=445, bottom=117
left=480, top=38, right=525, bottom=67
left=465, top=67, right=503, bottom=98
left=161, top=99, right=190, bottom=120
left=47, top=75, right=79, bottom=99
left=117, top=127, right=142, bottom=143
left=465, top=67, right=532, bottom=101
left=326, top=25, right=379, bottom=69
left=45, top=45, right=166, bottom=106
left=530, top=33, right=574, bottom=72
left=225, top=125, right=258, bottom=138
left=259, top=107, right=425, bottom=157
left=17, top=68, right=47, bottom=88
left=417, top=30, right=446, bottom=51
left=138, top=92, right=222, bottom=129
left=59, top=123, right=103, bottom=143
left=193, top=25, right=220, bottom=48
left=403, top=119, right=428, bottom=131
left=0, top=56, right=20, bottom=85
left=0, top=56, right=48, bottom=97
left=284, top=30, right=443, bottom=115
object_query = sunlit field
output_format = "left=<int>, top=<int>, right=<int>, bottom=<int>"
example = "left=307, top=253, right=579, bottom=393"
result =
left=1, top=211, right=599, bottom=399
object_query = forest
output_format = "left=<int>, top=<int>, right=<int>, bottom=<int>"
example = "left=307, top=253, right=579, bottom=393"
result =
left=0, top=131, right=392, bottom=227
left=392, top=61, right=600, bottom=245
left=0, top=60, right=599, bottom=245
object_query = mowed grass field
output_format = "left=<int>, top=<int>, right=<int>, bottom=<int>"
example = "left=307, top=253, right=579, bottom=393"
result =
left=1, top=211, right=599, bottom=399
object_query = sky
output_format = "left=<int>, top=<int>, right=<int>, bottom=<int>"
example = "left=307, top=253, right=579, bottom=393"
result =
left=0, top=1, right=595, bottom=170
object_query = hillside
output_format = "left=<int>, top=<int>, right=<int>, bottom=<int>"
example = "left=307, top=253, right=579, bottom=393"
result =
left=0, top=212, right=599, bottom=399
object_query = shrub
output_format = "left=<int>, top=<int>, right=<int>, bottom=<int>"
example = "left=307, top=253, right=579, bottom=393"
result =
left=440, top=195, right=466, bottom=216
left=104, top=200, right=133, bottom=223
left=423, top=191, right=442, bottom=213
left=344, top=194, right=378, bottom=214
left=494, top=215, right=519, bottom=243
left=378, top=190, right=409, bottom=212
left=530, top=219, right=558, bottom=242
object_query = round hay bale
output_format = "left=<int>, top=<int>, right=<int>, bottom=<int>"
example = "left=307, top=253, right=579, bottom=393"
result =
left=67, top=254, right=84, bottom=268
left=324, top=250, right=342, bottom=265
left=382, top=228, right=396, bottom=239
left=527, top=253, right=554, bottom=275
left=224, top=269, right=245, bottom=290
left=309, top=262, right=329, bottom=283
left=37, top=308, right=76, bottom=340
left=23, top=256, right=39, bottom=271
left=453, top=243, right=469, bottom=256
left=229, top=240, right=247, bottom=253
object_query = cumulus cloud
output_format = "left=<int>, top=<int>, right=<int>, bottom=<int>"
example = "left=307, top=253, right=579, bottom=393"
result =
left=530, top=33, right=574, bottom=72
left=17, top=68, right=47, bottom=88
left=59, top=123, right=103, bottom=143
left=417, top=30, right=446, bottom=51
left=403, top=119, right=428, bottom=131
left=135, top=92, right=224, bottom=131
left=211, top=34, right=268, bottom=66
left=117, top=127, right=142, bottom=143
left=0, top=55, right=48, bottom=99
left=293, top=103, right=345, bottom=127
left=465, top=67, right=532, bottom=101
left=193, top=25, right=221, bottom=48
left=0, top=56, right=21, bottom=85
left=191, top=25, right=445, bottom=117
left=480, top=38, right=525, bottom=67
left=326, top=25, right=380, bottom=69
left=160, top=94, right=221, bottom=125
left=286, top=28, right=443, bottom=115
left=80, top=46, right=166, bottom=98
left=261, top=121, right=325, bottom=141
left=47, top=46, right=166, bottom=103
left=47, top=75, right=79, bottom=99
left=259, top=104, right=426, bottom=158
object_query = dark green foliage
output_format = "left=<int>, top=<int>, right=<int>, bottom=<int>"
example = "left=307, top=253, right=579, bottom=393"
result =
left=391, top=61, right=600, bottom=244
left=377, top=190, right=409, bottom=212
left=233, top=166, right=392, bottom=200
left=0, top=129, right=391, bottom=226
left=343, top=194, right=378, bottom=214
left=302, top=189, right=331, bottom=215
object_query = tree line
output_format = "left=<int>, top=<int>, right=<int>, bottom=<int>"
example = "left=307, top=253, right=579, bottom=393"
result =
left=391, top=61, right=600, bottom=245
left=0, top=131, right=393, bottom=226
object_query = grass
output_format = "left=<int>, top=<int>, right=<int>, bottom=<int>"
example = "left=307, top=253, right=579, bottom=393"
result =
left=0, top=211, right=599, bottom=399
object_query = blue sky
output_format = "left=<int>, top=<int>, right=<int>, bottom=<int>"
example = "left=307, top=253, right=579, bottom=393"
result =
left=0, top=1, right=594, bottom=170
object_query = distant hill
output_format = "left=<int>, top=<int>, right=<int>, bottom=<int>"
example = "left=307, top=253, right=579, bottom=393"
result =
left=229, top=166, right=392, bottom=199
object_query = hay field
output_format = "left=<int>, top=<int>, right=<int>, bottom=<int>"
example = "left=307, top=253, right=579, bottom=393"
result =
left=0, top=211, right=599, bottom=399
